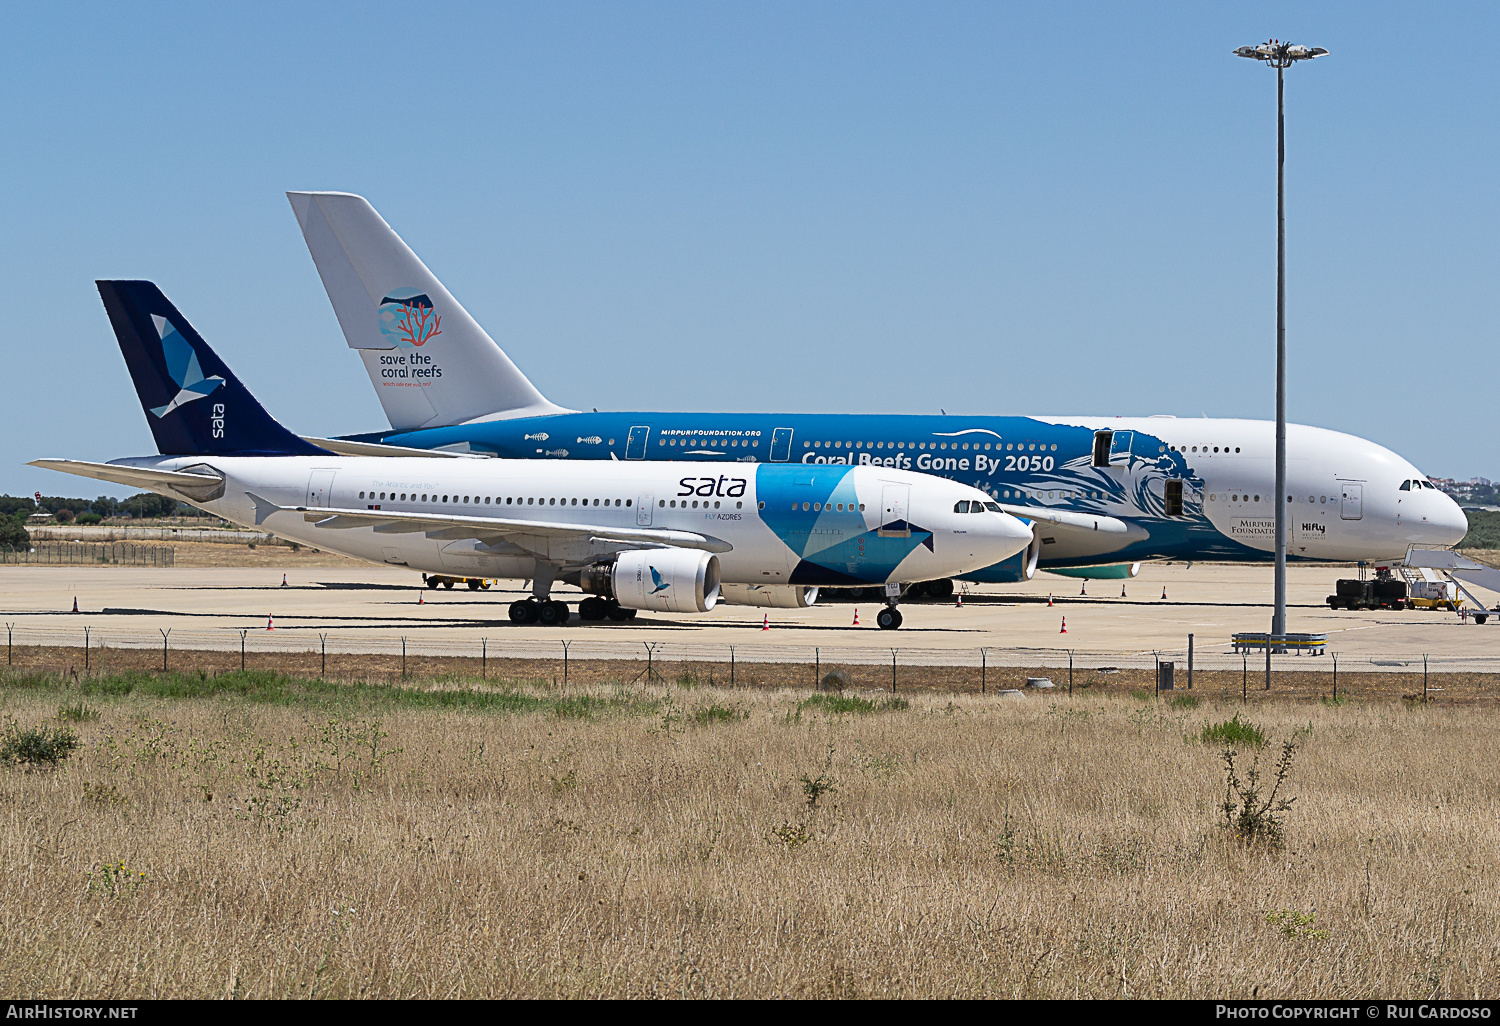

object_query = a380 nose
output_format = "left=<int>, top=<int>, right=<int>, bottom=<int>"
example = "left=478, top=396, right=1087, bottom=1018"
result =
left=1423, top=491, right=1470, bottom=548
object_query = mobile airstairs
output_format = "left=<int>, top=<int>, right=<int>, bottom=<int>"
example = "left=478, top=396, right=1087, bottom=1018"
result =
left=1404, top=548, right=1500, bottom=624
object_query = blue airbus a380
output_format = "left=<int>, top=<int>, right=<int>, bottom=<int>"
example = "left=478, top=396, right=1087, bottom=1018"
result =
left=286, top=192, right=1468, bottom=599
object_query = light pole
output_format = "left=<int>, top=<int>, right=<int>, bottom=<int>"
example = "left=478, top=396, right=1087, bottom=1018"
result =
left=1235, top=40, right=1327, bottom=644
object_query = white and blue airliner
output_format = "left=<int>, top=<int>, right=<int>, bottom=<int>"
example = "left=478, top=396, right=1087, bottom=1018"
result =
left=286, top=192, right=1468, bottom=598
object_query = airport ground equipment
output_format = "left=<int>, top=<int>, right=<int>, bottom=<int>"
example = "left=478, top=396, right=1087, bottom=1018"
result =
left=1232, top=632, right=1328, bottom=655
left=423, top=574, right=490, bottom=590
left=1326, top=577, right=1410, bottom=611
left=1404, top=548, right=1500, bottom=625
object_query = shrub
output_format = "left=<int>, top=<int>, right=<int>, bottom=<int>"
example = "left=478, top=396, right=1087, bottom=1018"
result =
left=818, top=671, right=850, bottom=692
left=57, top=703, right=100, bottom=722
left=693, top=705, right=746, bottom=726
left=1, top=720, right=81, bottom=767
left=1221, top=741, right=1298, bottom=848
left=54, top=508, right=76, bottom=523
left=798, top=694, right=907, bottom=715
left=1200, top=713, right=1267, bottom=748
left=76, top=512, right=102, bottom=525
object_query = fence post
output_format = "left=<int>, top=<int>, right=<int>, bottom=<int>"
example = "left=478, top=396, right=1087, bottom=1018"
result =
left=1187, top=633, right=1194, bottom=690
left=159, top=628, right=170, bottom=673
left=643, top=642, right=659, bottom=685
left=980, top=648, right=987, bottom=695
left=730, top=645, right=735, bottom=688
left=239, top=629, right=247, bottom=672
left=1332, top=653, right=1338, bottom=702
left=1154, top=652, right=1160, bottom=698
left=1265, top=638, right=1271, bottom=691
left=890, top=649, right=898, bottom=693
left=1242, top=654, right=1247, bottom=705
left=814, top=647, right=819, bottom=689
left=402, top=637, right=407, bottom=678
left=562, top=640, right=570, bottom=688
left=319, top=633, right=327, bottom=677
left=6, top=623, right=12, bottom=665
left=1424, top=654, right=1429, bottom=700
left=482, top=638, right=487, bottom=680
left=84, top=626, right=90, bottom=676
left=1069, top=649, right=1074, bottom=696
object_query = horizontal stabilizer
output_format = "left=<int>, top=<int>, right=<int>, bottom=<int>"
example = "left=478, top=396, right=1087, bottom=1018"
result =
left=28, top=459, right=226, bottom=502
left=299, top=436, right=487, bottom=459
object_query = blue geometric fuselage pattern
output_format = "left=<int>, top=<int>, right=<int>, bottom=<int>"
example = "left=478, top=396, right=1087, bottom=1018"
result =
left=347, top=411, right=1274, bottom=581
left=754, top=465, right=935, bottom=586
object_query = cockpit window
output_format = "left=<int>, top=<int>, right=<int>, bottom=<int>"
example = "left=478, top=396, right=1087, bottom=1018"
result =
left=1400, top=480, right=1411, bottom=491
left=984, top=502, right=1003, bottom=512
left=953, top=500, right=971, bottom=513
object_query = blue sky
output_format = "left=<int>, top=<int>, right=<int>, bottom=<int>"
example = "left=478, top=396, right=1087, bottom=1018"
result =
left=4, top=2, right=1496, bottom=498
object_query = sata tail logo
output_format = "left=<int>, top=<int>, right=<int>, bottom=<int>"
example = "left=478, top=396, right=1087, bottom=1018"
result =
left=648, top=566, right=671, bottom=595
left=149, top=315, right=225, bottom=418
left=377, top=289, right=442, bottom=348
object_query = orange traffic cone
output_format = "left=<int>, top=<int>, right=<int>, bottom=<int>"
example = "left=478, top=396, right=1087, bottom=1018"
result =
left=1161, top=587, right=1168, bottom=601
left=761, top=613, right=770, bottom=632
left=1059, top=616, right=1068, bottom=634
left=281, top=573, right=288, bottom=588
left=956, top=592, right=963, bottom=608
left=1080, top=581, right=1087, bottom=596
left=266, top=614, right=274, bottom=631
left=418, top=591, right=424, bottom=605
left=1121, top=583, right=1127, bottom=598
left=1047, top=594, right=1054, bottom=607
left=71, top=596, right=78, bottom=613
left=852, top=608, right=860, bottom=626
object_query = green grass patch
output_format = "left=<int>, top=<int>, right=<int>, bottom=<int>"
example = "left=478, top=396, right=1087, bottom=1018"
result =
left=798, top=693, right=909, bottom=715
left=692, top=704, right=747, bottom=725
left=1199, top=713, right=1267, bottom=748
left=57, top=702, right=101, bottom=722
left=2, top=669, right=657, bottom=719
left=1168, top=695, right=1200, bottom=710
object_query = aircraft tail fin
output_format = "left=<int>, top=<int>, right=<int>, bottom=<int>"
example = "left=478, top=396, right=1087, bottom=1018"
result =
left=287, top=191, right=572, bottom=432
left=97, top=281, right=331, bottom=457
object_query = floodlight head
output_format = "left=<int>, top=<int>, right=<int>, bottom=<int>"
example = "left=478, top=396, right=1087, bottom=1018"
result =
left=1234, top=39, right=1328, bottom=68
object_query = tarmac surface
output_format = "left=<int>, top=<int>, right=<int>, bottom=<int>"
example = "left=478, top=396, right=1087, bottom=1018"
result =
left=1, top=561, right=1496, bottom=670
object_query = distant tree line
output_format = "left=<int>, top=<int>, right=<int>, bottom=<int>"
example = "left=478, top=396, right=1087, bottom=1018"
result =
left=0, top=493, right=208, bottom=521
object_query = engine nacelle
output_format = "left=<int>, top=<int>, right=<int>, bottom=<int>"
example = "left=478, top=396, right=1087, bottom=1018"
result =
left=599, top=549, right=721, bottom=613
left=1044, top=562, right=1142, bottom=580
left=718, top=583, right=819, bottom=609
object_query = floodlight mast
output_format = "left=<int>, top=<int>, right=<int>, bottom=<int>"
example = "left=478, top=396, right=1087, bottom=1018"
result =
left=1235, top=40, right=1327, bottom=646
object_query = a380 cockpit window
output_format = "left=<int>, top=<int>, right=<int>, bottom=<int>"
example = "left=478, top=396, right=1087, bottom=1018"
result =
left=1400, top=480, right=1412, bottom=491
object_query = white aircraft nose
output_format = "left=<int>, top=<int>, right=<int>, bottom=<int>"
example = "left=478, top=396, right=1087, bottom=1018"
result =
left=982, top=509, right=1036, bottom=560
left=1421, top=491, right=1470, bottom=548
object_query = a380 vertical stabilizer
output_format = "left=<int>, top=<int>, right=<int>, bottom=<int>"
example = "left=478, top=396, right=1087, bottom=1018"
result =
left=287, top=191, right=572, bottom=432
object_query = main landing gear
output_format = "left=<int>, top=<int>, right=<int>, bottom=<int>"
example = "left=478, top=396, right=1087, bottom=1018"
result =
left=508, top=599, right=571, bottom=626
left=578, top=596, right=638, bottom=622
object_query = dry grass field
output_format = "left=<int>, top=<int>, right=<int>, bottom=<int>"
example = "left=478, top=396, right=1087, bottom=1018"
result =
left=1, top=666, right=1498, bottom=999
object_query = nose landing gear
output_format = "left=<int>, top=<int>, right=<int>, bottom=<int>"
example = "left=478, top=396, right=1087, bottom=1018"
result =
left=876, top=581, right=906, bottom=630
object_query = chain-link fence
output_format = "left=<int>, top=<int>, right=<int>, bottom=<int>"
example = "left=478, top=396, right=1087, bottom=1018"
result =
left=1, top=620, right=1496, bottom=699
left=0, top=543, right=175, bottom=566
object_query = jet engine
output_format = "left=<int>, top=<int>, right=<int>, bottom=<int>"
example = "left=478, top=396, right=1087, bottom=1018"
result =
left=575, top=549, right=721, bottom=613
left=717, top=583, right=819, bottom=608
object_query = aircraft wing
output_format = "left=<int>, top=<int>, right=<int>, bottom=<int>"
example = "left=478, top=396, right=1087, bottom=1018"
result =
left=994, top=503, right=1136, bottom=536
left=293, top=502, right=734, bottom=554
left=29, top=458, right=226, bottom=501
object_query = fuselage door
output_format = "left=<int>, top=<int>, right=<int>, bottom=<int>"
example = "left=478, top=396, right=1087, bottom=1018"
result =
left=625, top=426, right=650, bottom=460
left=306, top=469, right=338, bottom=508
left=1108, top=431, right=1134, bottom=466
left=769, top=427, right=794, bottom=463
left=636, top=495, right=653, bottom=526
left=1340, top=482, right=1364, bottom=521
left=878, top=484, right=911, bottom=538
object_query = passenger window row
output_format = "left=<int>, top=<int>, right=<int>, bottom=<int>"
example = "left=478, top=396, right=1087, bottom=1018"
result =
left=357, top=492, right=631, bottom=508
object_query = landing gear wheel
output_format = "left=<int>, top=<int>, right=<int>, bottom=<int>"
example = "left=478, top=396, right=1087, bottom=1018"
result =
left=509, top=600, right=538, bottom=625
left=442, top=578, right=454, bottom=589
left=539, top=601, right=569, bottom=626
left=579, top=596, right=607, bottom=621
left=426, top=577, right=441, bottom=590
left=479, top=580, right=491, bottom=590
left=877, top=607, right=903, bottom=630
left=606, top=603, right=636, bottom=622
left=467, top=579, right=482, bottom=591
